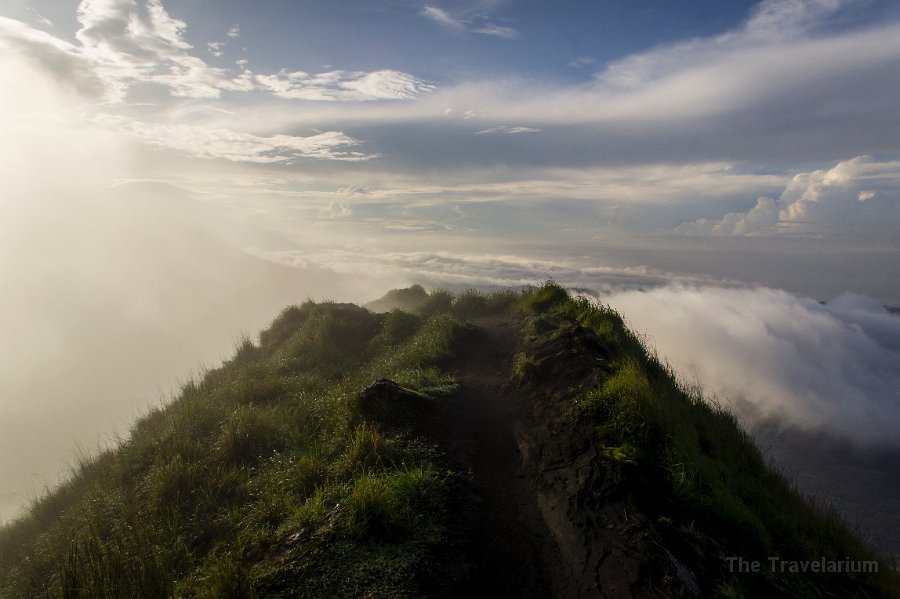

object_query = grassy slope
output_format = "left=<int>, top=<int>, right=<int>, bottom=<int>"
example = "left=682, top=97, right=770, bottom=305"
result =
left=0, top=284, right=896, bottom=598
left=517, top=285, right=898, bottom=598
left=0, top=301, right=463, bottom=598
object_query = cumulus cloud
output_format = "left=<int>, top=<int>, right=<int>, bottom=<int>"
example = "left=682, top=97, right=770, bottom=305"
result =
left=603, top=285, right=900, bottom=446
left=207, top=41, right=225, bottom=57
left=98, top=115, right=375, bottom=162
left=679, top=156, right=900, bottom=235
left=322, top=199, right=353, bottom=218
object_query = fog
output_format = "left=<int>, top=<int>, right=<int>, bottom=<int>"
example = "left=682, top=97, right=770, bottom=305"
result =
left=602, top=285, right=900, bottom=446
left=0, top=182, right=396, bottom=523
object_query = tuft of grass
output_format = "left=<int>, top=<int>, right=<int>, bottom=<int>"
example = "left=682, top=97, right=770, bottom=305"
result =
left=336, top=422, right=397, bottom=475
left=378, top=309, right=421, bottom=346
left=518, top=281, right=570, bottom=314
left=343, top=466, right=444, bottom=542
left=416, top=289, right=453, bottom=317
left=512, top=352, right=537, bottom=381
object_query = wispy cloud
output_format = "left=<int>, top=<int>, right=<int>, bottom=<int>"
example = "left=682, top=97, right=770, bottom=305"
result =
left=3, top=1, right=432, bottom=104
left=226, top=25, right=240, bottom=38
left=98, top=115, right=376, bottom=163
left=568, top=56, right=595, bottom=69
left=473, top=23, right=517, bottom=38
left=475, top=125, right=541, bottom=135
left=256, top=69, right=434, bottom=101
left=28, top=8, right=54, bottom=29
left=745, top=0, right=852, bottom=39
left=422, top=6, right=464, bottom=30
left=421, top=4, right=518, bottom=38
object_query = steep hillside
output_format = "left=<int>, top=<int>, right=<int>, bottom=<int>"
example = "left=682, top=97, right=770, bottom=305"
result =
left=0, top=284, right=896, bottom=598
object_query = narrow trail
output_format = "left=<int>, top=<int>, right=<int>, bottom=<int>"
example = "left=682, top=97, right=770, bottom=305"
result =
left=427, top=313, right=706, bottom=599
left=436, top=315, right=563, bottom=597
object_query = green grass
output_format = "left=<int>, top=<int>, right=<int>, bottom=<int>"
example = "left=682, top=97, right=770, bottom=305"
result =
left=0, top=299, right=462, bottom=598
left=1, top=283, right=896, bottom=598
left=524, top=282, right=899, bottom=598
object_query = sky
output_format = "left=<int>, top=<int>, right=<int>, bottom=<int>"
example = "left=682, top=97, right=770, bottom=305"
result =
left=1, top=0, right=899, bottom=525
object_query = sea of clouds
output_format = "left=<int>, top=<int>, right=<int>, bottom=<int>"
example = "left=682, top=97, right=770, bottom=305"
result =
left=601, top=285, right=900, bottom=447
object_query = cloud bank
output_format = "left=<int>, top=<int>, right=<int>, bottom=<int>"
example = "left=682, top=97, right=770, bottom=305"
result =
left=603, top=285, right=900, bottom=446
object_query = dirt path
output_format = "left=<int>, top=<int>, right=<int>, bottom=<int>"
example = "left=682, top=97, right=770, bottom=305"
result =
left=436, top=315, right=563, bottom=597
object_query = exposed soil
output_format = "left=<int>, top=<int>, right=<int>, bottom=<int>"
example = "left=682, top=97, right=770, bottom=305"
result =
left=426, top=315, right=700, bottom=599
left=434, top=315, right=562, bottom=597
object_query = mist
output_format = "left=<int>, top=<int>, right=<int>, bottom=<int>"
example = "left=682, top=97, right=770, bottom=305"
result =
left=602, top=285, right=900, bottom=446
left=0, top=182, right=398, bottom=523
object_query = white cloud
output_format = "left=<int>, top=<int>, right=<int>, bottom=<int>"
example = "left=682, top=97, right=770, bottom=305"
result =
left=568, top=56, right=595, bottom=69
left=322, top=198, right=353, bottom=218
left=28, top=8, right=55, bottom=28
left=603, top=284, right=900, bottom=446
left=744, top=0, right=849, bottom=39
left=475, top=125, right=541, bottom=135
left=337, top=185, right=372, bottom=196
left=679, top=156, right=900, bottom=235
left=421, top=5, right=517, bottom=38
left=5, top=1, right=431, bottom=104
left=255, top=249, right=721, bottom=292
left=98, top=115, right=376, bottom=163
left=256, top=69, right=434, bottom=101
left=0, top=17, right=106, bottom=99
left=678, top=197, right=779, bottom=235
left=395, top=1, right=900, bottom=138
left=473, top=23, right=517, bottom=38
left=71, top=0, right=250, bottom=99
left=422, top=6, right=464, bottom=30
left=226, top=25, right=240, bottom=38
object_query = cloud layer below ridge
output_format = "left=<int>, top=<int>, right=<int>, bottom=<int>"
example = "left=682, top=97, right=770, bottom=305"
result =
left=603, top=285, right=900, bottom=446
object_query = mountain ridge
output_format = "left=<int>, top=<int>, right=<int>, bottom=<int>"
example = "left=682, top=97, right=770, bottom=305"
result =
left=0, top=284, right=896, bottom=598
